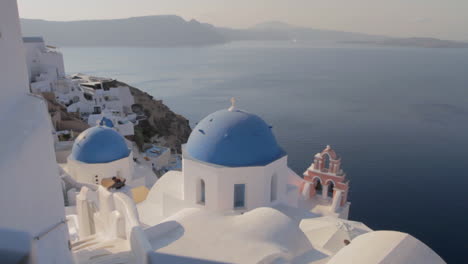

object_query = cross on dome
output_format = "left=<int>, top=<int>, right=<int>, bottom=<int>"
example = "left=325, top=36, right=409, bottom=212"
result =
left=228, top=97, right=236, bottom=111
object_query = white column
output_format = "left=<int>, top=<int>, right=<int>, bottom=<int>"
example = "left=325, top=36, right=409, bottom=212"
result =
left=322, top=183, right=328, bottom=199
left=67, top=188, right=77, bottom=206
left=302, top=182, right=311, bottom=198
left=96, top=186, right=116, bottom=238
left=331, top=190, right=343, bottom=212
left=109, top=210, right=124, bottom=240
left=76, top=187, right=94, bottom=238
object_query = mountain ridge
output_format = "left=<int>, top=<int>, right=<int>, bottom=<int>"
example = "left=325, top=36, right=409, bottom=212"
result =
left=20, top=16, right=468, bottom=48
left=20, top=15, right=227, bottom=47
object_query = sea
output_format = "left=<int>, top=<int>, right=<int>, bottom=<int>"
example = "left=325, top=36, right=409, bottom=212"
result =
left=62, top=42, right=468, bottom=263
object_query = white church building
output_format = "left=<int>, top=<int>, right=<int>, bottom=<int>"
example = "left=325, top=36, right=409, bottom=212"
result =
left=68, top=101, right=447, bottom=264
left=66, top=126, right=138, bottom=186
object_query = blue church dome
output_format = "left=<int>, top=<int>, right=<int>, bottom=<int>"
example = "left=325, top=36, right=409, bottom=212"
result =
left=186, top=109, right=285, bottom=167
left=72, top=126, right=130, bottom=164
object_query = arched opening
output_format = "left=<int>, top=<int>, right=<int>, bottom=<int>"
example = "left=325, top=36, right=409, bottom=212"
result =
left=198, top=179, right=206, bottom=205
left=270, top=174, right=277, bottom=202
left=322, top=153, right=331, bottom=172
left=327, top=181, right=335, bottom=198
left=314, top=178, right=322, bottom=192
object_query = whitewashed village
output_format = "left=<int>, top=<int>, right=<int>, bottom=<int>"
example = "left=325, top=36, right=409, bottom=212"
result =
left=24, top=36, right=187, bottom=176
left=0, top=1, right=447, bottom=264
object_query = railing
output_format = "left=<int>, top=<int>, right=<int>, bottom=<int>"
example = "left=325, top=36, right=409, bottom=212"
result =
left=33, top=219, right=68, bottom=241
left=113, top=192, right=153, bottom=264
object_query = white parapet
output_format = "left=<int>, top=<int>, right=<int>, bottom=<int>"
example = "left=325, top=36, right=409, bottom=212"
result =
left=76, top=187, right=95, bottom=238
left=331, top=190, right=343, bottom=213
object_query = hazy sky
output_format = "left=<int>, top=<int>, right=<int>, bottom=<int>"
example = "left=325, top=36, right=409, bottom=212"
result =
left=18, top=0, right=468, bottom=40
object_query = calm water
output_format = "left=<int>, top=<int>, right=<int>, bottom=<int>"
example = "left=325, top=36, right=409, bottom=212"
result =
left=62, top=42, right=468, bottom=263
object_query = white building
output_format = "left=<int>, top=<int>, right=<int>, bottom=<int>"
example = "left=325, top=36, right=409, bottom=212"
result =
left=0, top=1, right=72, bottom=263
left=67, top=75, right=135, bottom=118
left=142, top=145, right=171, bottom=171
left=63, top=125, right=155, bottom=189
left=180, top=108, right=291, bottom=213
left=23, top=36, right=65, bottom=93
left=87, top=110, right=136, bottom=137
left=22, top=36, right=136, bottom=127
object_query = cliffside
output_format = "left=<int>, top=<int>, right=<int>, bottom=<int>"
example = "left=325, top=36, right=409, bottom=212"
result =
left=115, top=81, right=191, bottom=153
left=42, top=78, right=191, bottom=152
left=41, top=92, right=90, bottom=133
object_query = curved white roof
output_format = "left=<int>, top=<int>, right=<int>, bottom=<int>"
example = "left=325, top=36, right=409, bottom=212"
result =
left=145, top=207, right=318, bottom=263
left=327, top=231, right=446, bottom=264
left=300, top=216, right=372, bottom=254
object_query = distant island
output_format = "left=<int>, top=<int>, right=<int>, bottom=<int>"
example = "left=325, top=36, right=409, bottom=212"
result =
left=20, top=16, right=468, bottom=48
left=343, top=37, right=468, bottom=48
left=21, top=16, right=227, bottom=47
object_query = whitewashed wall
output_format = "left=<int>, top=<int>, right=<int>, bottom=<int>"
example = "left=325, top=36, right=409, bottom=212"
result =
left=183, top=150, right=289, bottom=212
left=0, top=1, right=72, bottom=263
left=0, top=0, right=29, bottom=111
left=67, top=153, right=134, bottom=185
left=24, top=41, right=65, bottom=84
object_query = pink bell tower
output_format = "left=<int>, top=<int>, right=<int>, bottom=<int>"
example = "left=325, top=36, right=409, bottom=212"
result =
left=300, top=145, right=349, bottom=212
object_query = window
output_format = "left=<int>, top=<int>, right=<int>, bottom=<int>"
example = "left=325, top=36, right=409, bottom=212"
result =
left=234, top=184, right=245, bottom=208
left=199, top=179, right=206, bottom=204
left=93, top=107, right=101, bottom=114
left=271, top=174, right=277, bottom=202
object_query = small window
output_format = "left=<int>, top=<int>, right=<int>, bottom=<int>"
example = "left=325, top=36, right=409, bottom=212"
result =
left=271, top=174, right=277, bottom=202
left=94, top=107, right=101, bottom=114
left=234, top=184, right=245, bottom=209
left=199, top=179, right=206, bottom=204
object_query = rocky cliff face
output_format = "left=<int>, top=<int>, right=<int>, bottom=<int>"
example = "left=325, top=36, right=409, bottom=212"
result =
left=41, top=92, right=90, bottom=133
left=43, top=79, right=191, bottom=153
left=117, top=82, right=191, bottom=153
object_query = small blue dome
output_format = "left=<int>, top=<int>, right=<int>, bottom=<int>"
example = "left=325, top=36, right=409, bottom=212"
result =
left=99, top=117, right=114, bottom=128
left=72, top=126, right=130, bottom=164
left=186, top=109, right=285, bottom=167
